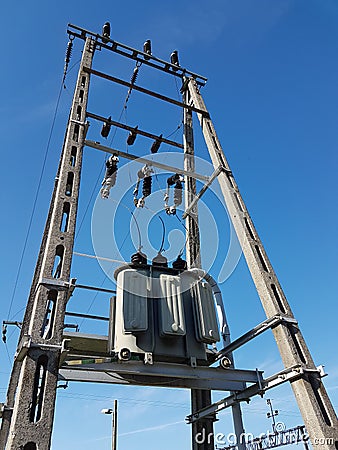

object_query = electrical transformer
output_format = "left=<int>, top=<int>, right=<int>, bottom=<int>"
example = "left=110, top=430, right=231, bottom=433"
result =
left=109, top=257, right=220, bottom=365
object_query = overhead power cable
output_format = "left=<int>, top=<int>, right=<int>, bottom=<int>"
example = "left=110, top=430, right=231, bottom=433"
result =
left=7, top=78, right=65, bottom=322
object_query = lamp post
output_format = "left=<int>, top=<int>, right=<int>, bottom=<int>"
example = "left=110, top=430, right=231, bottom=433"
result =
left=101, top=399, right=118, bottom=450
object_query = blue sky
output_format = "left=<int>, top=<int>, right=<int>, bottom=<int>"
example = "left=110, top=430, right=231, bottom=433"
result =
left=1, top=1, right=338, bottom=449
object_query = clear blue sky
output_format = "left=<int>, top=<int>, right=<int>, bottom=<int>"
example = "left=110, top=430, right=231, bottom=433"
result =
left=1, top=1, right=338, bottom=449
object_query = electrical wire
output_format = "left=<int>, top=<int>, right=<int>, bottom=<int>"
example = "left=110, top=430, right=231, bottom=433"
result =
left=115, top=199, right=142, bottom=251
left=6, top=77, right=65, bottom=322
left=158, top=215, right=166, bottom=253
left=77, top=202, right=141, bottom=329
left=143, top=206, right=166, bottom=254
left=75, top=63, right=140, bottom=242
left=4, top=343, right=12, bottom=365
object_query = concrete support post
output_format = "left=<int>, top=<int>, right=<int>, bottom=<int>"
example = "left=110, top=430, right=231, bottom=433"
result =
left=0, top=37, right=95, bottom=450
left=183, top=85, right=215, bottom=450
left=187, top=77, right=338, bottom=450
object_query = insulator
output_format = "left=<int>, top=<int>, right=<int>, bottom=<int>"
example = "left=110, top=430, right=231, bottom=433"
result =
left=127, top=126, right=138, bottom=145
left=151, top=134, right=162, bottom=153
left=131, top=251, right=147, bottom=265
left=167, top=173, right=180, bottom=187
left=101, top=116, right=112, bottom=138
left=130, top=67, right=139, bottom=85
left=2, top=324, right=7, bottom=344
left=173, top=181, right=183, bottom=206
left=63, top=40, right=73, bottom=75
left=65, top=41, right=73, bottom=65
left=143, top=39, right=152, bottom=60
left=105, top=154, right=119, bottom=178
left=142, top=176, right=152, bottom=198
left=172, top=255, right=187, bottom=270
left=170, top=50, right=179, bottom=70
left=102, top=22, right=111, bottom=43
left=152, top=252, right=168, bottom=267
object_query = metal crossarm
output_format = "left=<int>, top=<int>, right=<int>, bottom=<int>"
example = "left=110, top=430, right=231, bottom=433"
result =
left=67, top=23, right=207, bottom=86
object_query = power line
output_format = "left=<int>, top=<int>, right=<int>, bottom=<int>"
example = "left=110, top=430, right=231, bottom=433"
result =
left=6, top=77, right=65, bottom=321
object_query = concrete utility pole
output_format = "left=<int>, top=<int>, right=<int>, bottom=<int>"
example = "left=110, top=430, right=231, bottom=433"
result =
left=183, top=86, right=215, bottom=450
left=0, top=37, right=95, bottom=449
left=186, top=77, right=338, bottom=450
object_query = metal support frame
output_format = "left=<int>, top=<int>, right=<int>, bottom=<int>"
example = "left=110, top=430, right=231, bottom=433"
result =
left=86, top=111, right=183, bottom=149
left=84, top=139, right=209, bottom=182
left=186, top=365, right=322, bottom=423
left=186, top=77, right=338, bottom=449
left=67, top=23, right=207, bottom=86
left=59, top=360, right=261, bottom=391
left=0, top=38, right=96, bottom=449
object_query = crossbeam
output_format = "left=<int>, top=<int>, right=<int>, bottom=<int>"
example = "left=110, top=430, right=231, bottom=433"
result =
left=59, top=360, right=263, bottom=392
left=84, top=140, right=209, bottom=181
left=86, top=112, right=183, bottom=149
left=84, top=67, right=209, bottom=117
left=67, top=23, right=207, bottom=85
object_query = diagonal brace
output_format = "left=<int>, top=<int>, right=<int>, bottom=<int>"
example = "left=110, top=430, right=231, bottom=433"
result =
left=214, top=315, right=298, bottom=360
left=182, top=166, right=223, bottom=219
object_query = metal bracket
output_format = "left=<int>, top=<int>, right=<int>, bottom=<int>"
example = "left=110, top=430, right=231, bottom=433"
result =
left=190, top=356, right=197, bottom=368
left=214, top=314, right=298, bottom=360
left=0, top=403, right=13, bottom=419
left=67, top=278, right=77, bottom=302
left=70, top=119, right=87, bottom=127
left=59, top=339, right=71, bottom=367
left=39, top=277, right=69, bottom=290
left=15, top=334, right=68, bottom=362
left=144, top=352, right=153, bottom=365
left=15, top=335, right=31, bottom=361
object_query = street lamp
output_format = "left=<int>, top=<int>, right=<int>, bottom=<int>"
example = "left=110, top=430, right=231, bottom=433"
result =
left=101, top=399, right=118, bottom=450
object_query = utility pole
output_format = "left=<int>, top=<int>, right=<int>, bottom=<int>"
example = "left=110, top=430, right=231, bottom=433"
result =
left=183, top=85, right=214, bottom=450
left=186, top=77, right=338, bottom=449
left=0, top=37, right=95, bottom=449
left=266, top=399, right=279, bottom=433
